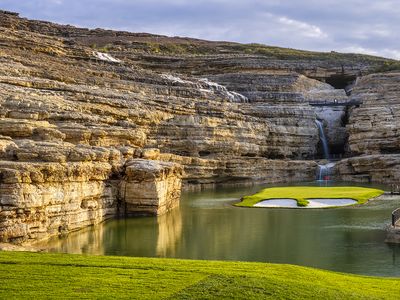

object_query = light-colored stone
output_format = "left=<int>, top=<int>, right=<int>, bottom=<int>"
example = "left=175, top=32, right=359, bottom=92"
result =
left=333, top=72, right=400, bottom=184
left=335, top=154, right=400, bottom=184
left=347, top=73, right=400, bottom=156
left=0, top=10, right=396, bottom=245
left=120, top=159, right=183, bottom=215
left=0, top=162, right=118, bottom=243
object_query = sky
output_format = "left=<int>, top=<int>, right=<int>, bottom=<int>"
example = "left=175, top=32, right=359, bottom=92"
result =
left=1, top=0, right=399, bottom=59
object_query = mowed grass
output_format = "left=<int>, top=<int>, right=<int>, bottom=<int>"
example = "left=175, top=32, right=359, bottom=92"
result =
left=0, top=251, right=399, bottom=299
left=236, top=186, right=384, bottom=207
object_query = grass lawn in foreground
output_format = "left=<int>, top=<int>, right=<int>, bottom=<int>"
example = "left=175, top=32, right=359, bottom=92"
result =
left=0, top=251, right=399, bottom=299
left=236, top=186, right=384, bottom=207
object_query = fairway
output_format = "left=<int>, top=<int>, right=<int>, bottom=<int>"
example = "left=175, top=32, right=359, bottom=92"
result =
left=236, top=186, right=384, bottom=207
left=0, top=251, right=400, bottom=299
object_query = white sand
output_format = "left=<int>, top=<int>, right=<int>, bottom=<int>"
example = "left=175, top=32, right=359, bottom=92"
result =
left=254, top=199, right=298, bottom=208
left=254, top=198, right=357, bottom=208
left=307, top=198, right=357, bottom=208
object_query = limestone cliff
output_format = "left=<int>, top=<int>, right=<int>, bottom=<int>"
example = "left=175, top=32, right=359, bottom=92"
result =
left=0, top=10, right=398, bottom=243
left=336, top=72, right=400, bottom=183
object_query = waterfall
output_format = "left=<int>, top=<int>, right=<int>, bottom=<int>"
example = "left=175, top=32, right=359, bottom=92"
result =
left=317, top=162, right=335, bottom=181
left=315, top=119, right=333, bottom=181
left=315, top=119, right=330, bottom=160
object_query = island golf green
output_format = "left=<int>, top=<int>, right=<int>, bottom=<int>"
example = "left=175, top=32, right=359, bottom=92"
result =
left=236, top=186, right=384, bottom=207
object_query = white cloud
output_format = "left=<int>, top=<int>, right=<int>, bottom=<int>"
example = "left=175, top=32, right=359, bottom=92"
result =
left=340, top=46, right=400, bottom=60
left=341, top=46, right=379, bottom=56
left=381, top=49, right=400, bottom=60
left=278, top=17, right=328, bottom=39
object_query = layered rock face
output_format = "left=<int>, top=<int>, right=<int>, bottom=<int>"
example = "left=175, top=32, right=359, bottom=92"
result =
left=309, top=88, right=349, bottom=156
left=346, top=73, right=400, bottom=155
left=0, top=162, right=117, bottom=243
left=147, top=73, right=325, bottom=161
left=314, top=106, right=348, bottom=155
left=336, top=154, right=400, bottom=183
left=0, top=10, right=397, bottom=243
left=336, top=72, right=400, bottom=183
left=120, top=159, right=183, bottom=215
left=0, top=11, right=341, bottom=187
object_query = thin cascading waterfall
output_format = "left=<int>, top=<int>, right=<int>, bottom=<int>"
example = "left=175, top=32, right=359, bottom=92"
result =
left=318, top=165, right=325, bottom=180
left=315, top=119, right=330, bottom=160
left=315, top=119, right=333, bottom=181
left=317, top=162, right=335, bottom=181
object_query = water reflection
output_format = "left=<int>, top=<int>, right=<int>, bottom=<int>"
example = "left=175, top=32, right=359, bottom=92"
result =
left=43, top=223, right=106, bottom=255
left=42, top=182, right=400, bottom=277
left=156, top=208, right=182, bottom=256
left=42, top=207, right=183, bottom=258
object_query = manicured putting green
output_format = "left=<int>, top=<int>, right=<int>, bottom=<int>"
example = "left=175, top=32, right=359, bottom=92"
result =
left=236, top=186, right=384, bottom=208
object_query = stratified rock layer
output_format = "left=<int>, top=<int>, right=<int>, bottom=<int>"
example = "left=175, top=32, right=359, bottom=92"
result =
left=120, top=159, right=183, bottom=215
left=336, top=72, right=400, bottom=183
left=0, top=10, right=397, bottom=243
left=0, top=162, right=117, bottom=243
left=336, top=155, right=400, bottom=183
left=347, top=73, right=400, bottom=155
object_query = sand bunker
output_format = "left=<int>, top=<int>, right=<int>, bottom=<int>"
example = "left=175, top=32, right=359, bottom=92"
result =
left=254, top=198, right=357, bottom=208
left=254, top=199, right=298, bottom=208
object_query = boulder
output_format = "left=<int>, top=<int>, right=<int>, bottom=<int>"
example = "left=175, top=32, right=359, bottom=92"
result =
left=120, top=159, right=183, bottom=215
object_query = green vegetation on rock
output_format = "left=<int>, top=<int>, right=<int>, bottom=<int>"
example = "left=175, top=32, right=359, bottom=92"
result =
left=236, top=186, right=384, bottom=207
left=371, top=61, right=400, bottom=73
left=134, top=40, right=394, bottom=64
left=0, top=251, right=399, bottom=299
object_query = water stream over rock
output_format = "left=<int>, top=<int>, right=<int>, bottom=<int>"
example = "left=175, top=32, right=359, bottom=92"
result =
left=315, top=119, right=335, bottom=181
left=317, top=162, right=335, bottom=181
left=316, top=119, right=330, bottom=159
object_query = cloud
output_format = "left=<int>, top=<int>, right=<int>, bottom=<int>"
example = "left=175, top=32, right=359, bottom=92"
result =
left=0, top=0, right=398, bottom=59
left=341, top=46, right=400, bottom=60
left=277, top=17, right=327, bottom=39
left=379, top=50, right=400, bottom=60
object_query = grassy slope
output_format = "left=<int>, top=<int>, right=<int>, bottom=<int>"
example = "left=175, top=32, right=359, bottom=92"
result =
left=0, top=251, right=399, bottom=299
left=2, top=10, right=396, bottom=74
left=99, top=39, right=394, bottom=64
left=236, top=186, right=384, bottom=207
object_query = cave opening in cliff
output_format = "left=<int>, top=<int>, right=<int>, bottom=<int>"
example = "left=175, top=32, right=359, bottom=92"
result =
left=325, top=74, right=357, bottom=91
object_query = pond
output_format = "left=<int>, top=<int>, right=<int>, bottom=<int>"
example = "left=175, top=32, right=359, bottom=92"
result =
left=42, top=182, right=400, bottom=277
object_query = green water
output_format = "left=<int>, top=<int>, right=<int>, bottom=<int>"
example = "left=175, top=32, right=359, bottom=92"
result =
left=44, top=182, right=400, bottom=277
